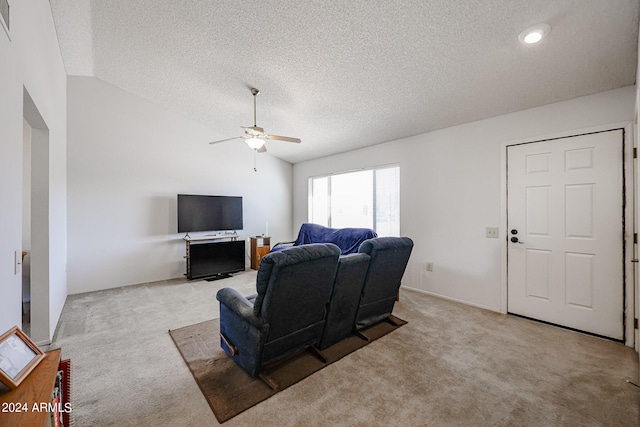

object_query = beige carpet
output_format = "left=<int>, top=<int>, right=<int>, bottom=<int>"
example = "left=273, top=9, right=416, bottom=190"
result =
left=47, top=270, right=640, bottom=426
left=169, top=316, right=406, bottom=422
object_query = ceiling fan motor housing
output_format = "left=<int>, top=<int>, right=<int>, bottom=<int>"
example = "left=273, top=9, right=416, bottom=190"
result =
left=244, top=126, right=264, bottom=136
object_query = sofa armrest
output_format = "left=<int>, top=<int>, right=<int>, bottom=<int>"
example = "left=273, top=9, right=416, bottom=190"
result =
left=216, top=288, right=263, bottom=328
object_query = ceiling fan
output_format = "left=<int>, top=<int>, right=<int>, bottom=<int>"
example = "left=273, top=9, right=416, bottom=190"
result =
left=209, top=87, right=301, bottom=153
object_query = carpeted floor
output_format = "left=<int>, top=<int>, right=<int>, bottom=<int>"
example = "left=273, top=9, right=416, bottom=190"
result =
left=169, top=315, right=406, bottom=422
left=49, top=270, right=640, bottom=426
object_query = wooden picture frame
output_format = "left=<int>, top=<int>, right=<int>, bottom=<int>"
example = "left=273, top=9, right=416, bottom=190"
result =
left=0, top=326, right=45, bottom=390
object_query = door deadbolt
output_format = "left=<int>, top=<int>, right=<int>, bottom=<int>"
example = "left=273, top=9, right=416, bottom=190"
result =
left=510, top=229, right=518, bottom=235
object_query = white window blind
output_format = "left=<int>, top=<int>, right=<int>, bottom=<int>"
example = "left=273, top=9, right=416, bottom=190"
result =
left=308, top=165, right=400, bottom=236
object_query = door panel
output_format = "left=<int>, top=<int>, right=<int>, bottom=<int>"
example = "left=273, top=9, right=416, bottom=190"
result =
left=507, top=129, right=624, bottom=340
left=526, top=186, right=550, bottom=235
left=565, top=252, right=594, bottom=309
left=525, top=249, right=551, bottom=300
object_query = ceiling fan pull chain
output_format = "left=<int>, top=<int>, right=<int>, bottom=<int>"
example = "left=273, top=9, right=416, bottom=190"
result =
left=254, top=149, right=258, bottom=172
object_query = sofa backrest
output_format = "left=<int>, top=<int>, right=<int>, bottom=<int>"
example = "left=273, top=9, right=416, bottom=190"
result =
left=253, top=243, right=341, bottom=342
left=318, top=252, right=371, bottom=349
left=356, top=237, right=414, bottom=328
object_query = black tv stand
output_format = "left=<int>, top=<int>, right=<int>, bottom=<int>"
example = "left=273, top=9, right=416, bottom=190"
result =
left=183, top=234, right=245, bottom=280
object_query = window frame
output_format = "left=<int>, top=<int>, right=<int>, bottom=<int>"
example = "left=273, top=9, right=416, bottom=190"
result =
left=308, top=163, right=400, bottom=235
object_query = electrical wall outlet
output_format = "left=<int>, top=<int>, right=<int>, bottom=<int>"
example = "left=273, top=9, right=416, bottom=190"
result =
left=426, top=262, right=433, bottom=272
left=486, top=227, right=499, bottom=238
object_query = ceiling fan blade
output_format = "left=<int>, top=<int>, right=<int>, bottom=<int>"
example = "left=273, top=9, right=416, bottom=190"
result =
left=257, top=145, right=267, bottom=153
left=209, top=136, right=243, bottom=145
left=264, top=134, right=301, bottom=143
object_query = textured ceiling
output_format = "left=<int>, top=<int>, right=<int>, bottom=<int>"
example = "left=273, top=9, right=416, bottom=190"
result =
left=50, top=0, right=639, bottom=164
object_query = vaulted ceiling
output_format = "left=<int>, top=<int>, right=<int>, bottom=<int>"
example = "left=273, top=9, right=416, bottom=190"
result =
left=50, top=0, right=639, bottom=164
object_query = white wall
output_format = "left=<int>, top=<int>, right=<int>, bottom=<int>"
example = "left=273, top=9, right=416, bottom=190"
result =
left=66, top=77, right=293, bottom=294
left=0, top=0, right=68, bottom=343
left=634, top=20, right=640, bottom=354
left=294, top=86, right=636, bottom=312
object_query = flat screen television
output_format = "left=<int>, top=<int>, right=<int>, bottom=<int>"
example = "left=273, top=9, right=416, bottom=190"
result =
left=189, top=240, right=245, bottom=279
left=177, top=194, right=243, bottom=233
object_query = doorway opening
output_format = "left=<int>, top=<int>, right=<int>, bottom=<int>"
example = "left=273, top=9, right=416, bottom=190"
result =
left=22, top=88, right=50, bottom=343
left=22, top=118, right=31, bottom=335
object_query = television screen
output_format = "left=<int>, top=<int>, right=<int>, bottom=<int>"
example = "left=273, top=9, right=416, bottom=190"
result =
left=177, top=194, right=243, bottom=233
left=189, top=240, right=245, bottom=279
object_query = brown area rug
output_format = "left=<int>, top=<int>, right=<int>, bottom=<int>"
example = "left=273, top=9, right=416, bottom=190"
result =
left=169, top=316, right=406, bottom=423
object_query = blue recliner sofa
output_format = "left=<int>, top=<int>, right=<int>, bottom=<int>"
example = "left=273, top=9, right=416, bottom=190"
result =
left=216, top=243, right=341, bottom=377
left=271, top=223, right=377, bottom=255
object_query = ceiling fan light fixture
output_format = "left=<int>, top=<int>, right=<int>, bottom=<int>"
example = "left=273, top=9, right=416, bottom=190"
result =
left=246, top=137, right=265, bottom=149
left=518, top=23, right=551, bottom=45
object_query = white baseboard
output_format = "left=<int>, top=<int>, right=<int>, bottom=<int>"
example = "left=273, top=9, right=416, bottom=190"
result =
left=400, top=285, right=501, bottom=313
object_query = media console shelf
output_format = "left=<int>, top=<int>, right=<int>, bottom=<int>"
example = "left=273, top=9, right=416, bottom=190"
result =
left=183, top=234, right=245, bottom=280
left=185, top=233, right=239, bottom=242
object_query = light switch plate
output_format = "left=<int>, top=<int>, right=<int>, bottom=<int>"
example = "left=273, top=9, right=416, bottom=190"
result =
left=486, top=227, right=499, bottom=238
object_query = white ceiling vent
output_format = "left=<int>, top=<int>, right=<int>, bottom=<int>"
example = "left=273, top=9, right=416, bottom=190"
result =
left=0, top=0, right=9, bottom=34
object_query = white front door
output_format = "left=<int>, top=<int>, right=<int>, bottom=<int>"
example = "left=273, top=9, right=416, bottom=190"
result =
left=507, top=129, right=624, bottom=340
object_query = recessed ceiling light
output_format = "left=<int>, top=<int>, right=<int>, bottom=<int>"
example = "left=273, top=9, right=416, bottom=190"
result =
left=518, top=23, right=551, bottom=45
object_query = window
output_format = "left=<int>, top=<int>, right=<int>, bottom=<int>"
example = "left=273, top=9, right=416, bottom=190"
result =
left=308, top=165, right=400, bottom=236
